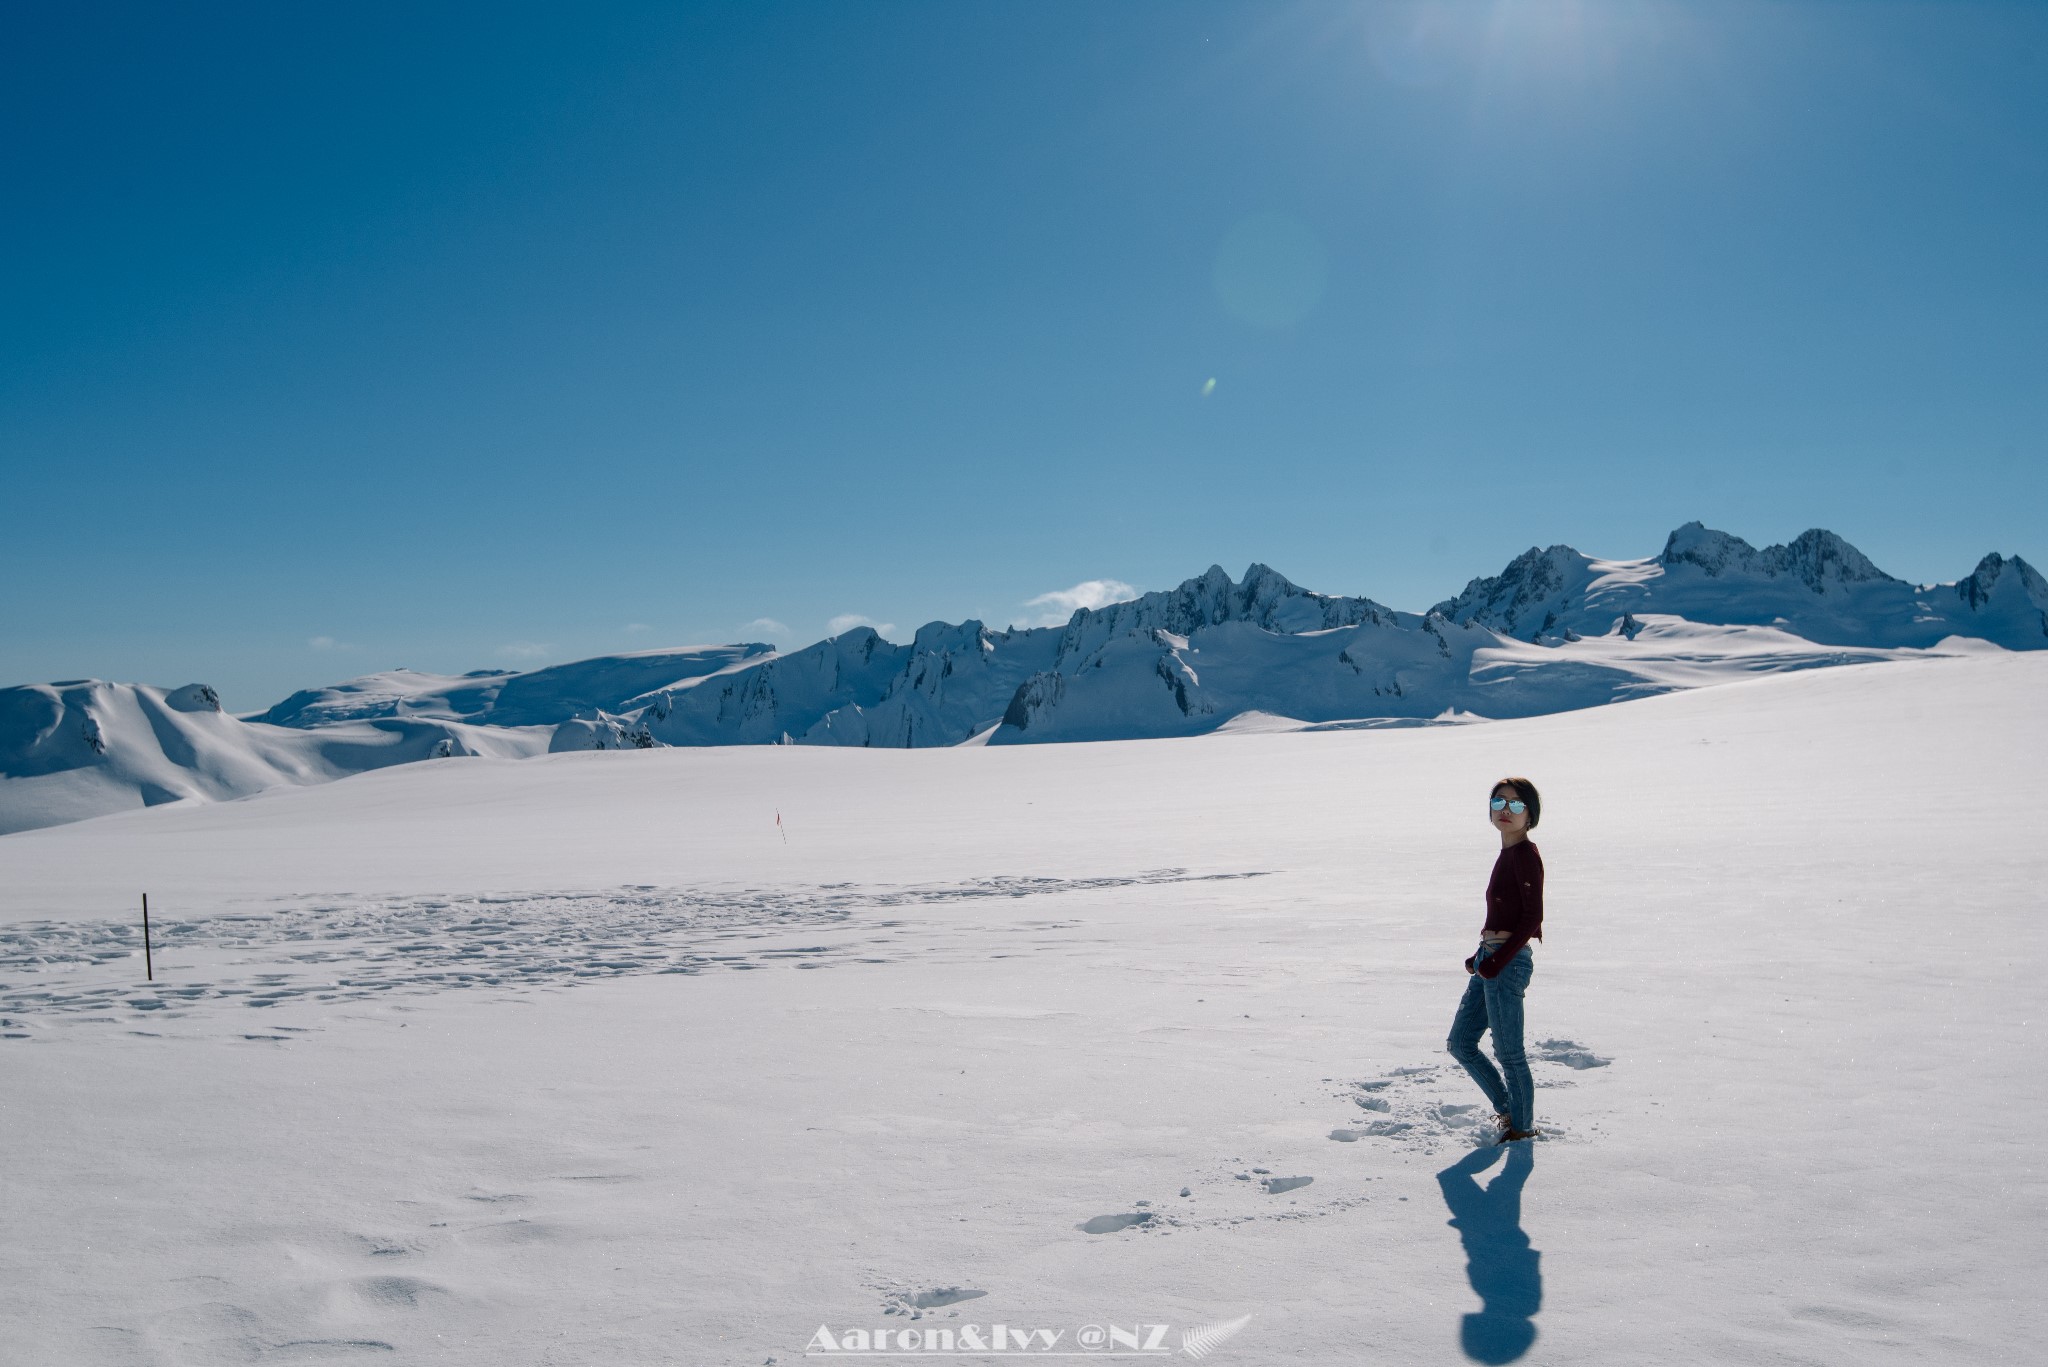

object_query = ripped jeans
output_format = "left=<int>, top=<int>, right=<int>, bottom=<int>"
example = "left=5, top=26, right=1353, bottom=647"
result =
left=1446, top=940, right=1535, bottom=1132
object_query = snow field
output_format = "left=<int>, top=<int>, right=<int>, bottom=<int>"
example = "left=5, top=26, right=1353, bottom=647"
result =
left=0, top=650, right=2040, bottom=1364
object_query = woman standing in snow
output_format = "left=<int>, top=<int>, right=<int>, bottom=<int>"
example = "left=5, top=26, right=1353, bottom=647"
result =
left=1447, top=777, right=1544, bottom=1144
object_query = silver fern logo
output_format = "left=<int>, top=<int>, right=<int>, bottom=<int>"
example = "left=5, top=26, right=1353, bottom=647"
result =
left=1180, top=1313, right=1253, bottom=1359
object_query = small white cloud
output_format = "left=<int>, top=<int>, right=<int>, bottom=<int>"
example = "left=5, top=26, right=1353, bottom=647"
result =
left=623, top=622, right=650, bottom=634
left=1021, top=578, right=1139, bottom=627
left=743, top=617, right=791, bottom=639
left=497, top=641, right=553, bottom=660
left=307, top=635, right=352, bottom=651
left=826, top=614, right=896, bottom=640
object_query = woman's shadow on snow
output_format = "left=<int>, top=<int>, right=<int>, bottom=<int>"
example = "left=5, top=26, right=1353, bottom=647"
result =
left=1436, top=1143, right=1541, bottom=1363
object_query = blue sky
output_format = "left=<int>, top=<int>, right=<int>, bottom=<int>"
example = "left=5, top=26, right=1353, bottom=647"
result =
left=4, top=1, right=2043, bottom=709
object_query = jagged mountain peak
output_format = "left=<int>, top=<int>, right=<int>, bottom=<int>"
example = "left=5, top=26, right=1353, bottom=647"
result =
left=1239, top=561, right=1297, bottom=588
left=1761, top=528, right=1899, bottom=592
left=1956, top=551, right=2046, bottom=609
left=1658, top=521, right=1757, bottom=575
left=1948, top=551, right=2048, bottom=638
left=1428, top=542, right=1592, bottom=641
left=1658, top=522, right=1897, bottom=592
left=910, top=618, right=996, bottom=652
left=1051, top=561, right=1393, bottom=664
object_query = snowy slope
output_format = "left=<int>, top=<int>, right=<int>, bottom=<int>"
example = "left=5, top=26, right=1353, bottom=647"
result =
left=0, top=680, right=549, bottom=836
left=0, top=652, right=2040, bottom=1365
left=250, top=644, right=773, bottom=727
left=244, top=668, right=516, bottom=726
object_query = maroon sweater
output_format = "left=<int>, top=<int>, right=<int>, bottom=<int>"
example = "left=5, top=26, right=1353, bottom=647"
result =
left=1474, top=839, right=1544, bottom=979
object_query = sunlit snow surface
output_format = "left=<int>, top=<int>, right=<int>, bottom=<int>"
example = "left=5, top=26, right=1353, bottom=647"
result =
left=1, top=653, right=2040, bottom=1365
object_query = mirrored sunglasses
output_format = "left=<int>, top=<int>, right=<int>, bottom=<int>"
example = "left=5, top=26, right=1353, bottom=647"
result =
left=1488, top=796, right=1527, bottom=815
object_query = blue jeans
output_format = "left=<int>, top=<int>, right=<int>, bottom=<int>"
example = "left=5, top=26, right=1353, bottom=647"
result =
left=1447, top=940, right=1535, bottom=1132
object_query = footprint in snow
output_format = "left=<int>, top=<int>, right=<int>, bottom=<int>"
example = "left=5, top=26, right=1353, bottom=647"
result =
left=882, top=1286, right=988, bottom=1317
left=909, top=1287, right=986, bottom=1309
left=1078, top=1212, right=1153, bottom=1234
left=346, top=1275, right=446, bottom=1309
left=1535, top=1038, right=1612, bottom=1069
left=1331, top=1047, right=1611, bottom=1154
left=269, top=1339, right=397, bottom=1356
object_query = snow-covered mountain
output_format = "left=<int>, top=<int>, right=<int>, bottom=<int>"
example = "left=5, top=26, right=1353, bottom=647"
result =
left=635, top=621, right=1064, bottom=749
left=983, top=561, right=1920, bottom=745
left=0, top=647, right=796, bottom=835
left=1430, top=522, right=2048, bottom=649
left=4, top=524, right=2040, bottom=834
left=249, top=645, right=773, bottom=728
left=0, top=680, right=550, bottom=835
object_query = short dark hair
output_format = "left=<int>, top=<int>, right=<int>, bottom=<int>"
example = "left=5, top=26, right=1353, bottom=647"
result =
left=1493, top=777, right=1541, bottom=830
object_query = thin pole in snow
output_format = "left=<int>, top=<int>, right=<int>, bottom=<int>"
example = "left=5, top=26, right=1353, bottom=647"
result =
left=142, top=893, right=154, bottom=982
